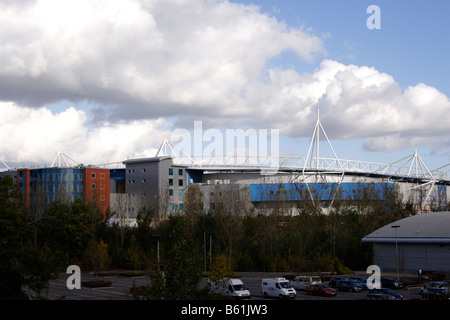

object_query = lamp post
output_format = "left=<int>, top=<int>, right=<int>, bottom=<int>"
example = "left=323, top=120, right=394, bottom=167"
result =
left=152, top=234, right=163, bottom=270
left=204, top=231, right=213, bottom=273
left=391, top=225, right=400, bottom=281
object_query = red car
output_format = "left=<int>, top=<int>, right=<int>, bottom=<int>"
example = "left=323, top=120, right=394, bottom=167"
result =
left=423, top=271, right=446, bottom=281
left=305, top=284, right=337, bottom=297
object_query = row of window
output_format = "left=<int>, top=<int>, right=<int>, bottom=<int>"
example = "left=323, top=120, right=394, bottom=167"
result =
left=128, top=203, right=184, bottom=212
left=127, top=168, right=184, bottom=176
left=127, top=178, right=185, bottom=186
left=90, top=173, right=106, bottom=179
left=127, top=190, right=184, bottom=198
left=128, top=168, right=147, bottom=173
left=30, top=173, right=83, bottom=182
left=30, top=184, right=84, bottom=193
left=168, top=168, right=184, bottom=176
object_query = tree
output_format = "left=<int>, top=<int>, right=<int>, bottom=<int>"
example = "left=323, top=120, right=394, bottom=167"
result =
left=38, top=199, right=94, bottom=270
left=84, top=238, right=110, bottom=274
left=0, top=175, right=57, bottom=299
left=164, top=239, right=203, bottom=299
left=209, top=254, right=234, bottom=293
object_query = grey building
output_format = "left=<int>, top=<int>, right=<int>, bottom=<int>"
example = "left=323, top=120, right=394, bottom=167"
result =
left=362, top=212, right=450, bottom=274
left=122, top=157, right=188, bottom=224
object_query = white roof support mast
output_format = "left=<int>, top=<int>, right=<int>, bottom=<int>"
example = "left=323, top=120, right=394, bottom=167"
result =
left=301, top=110, right=345, bottom=207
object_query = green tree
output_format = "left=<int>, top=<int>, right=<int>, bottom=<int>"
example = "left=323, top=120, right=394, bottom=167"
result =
left=209, top=254, right=234, bottom=293
left=0, top=175, right=57, bottom=299
left=164, top=238, right=203, bottom=299
left=39, top=199, right=94, bottom=269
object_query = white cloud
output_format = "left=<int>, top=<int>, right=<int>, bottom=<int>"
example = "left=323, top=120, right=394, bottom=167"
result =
left=0, top=0, right=324, bottom=119
left=247, top=60, right=450, bottom=152
left=0, top=0, right=449, bottom=163
left=0, top=101, right=170, bottom=166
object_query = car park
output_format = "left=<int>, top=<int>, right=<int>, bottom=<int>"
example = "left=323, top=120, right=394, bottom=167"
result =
left=336, top=280, right=363, bottom=293
left=381, top=277, right=403, bottom=289
left=366, top=288, right=404, bottom=300
left=305, top=284, right=337, bottom=297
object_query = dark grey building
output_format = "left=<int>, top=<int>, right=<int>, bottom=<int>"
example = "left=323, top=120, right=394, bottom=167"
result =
left=122, top=157, right=188, bottom=223
left=362, top=212, right=450, bottom=274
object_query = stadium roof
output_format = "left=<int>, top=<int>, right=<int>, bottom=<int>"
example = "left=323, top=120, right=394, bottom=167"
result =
left=362, top=212, right=450, bottom=244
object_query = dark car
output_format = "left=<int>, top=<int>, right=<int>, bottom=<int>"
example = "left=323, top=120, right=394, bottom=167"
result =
left=366, top=288, right=403, bottom=300
left=329, top=277, right=350, bottom=288
left=336, top=280, right=363, bottom=293
left=349, top=276, right=369, bottom=290
left=420, top=282, right=449, bottom=300
left=305, top=284, right=337, bottom=297
left=381, top=277, right=403, bottom=289
left=420, top=287, right=450, bottom=300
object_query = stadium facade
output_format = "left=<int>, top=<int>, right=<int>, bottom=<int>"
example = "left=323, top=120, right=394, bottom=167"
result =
left=1, top=118, right=449, bottom=226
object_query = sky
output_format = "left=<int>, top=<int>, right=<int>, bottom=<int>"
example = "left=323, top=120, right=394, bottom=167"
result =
left=0, top=0, right=449, bottom=174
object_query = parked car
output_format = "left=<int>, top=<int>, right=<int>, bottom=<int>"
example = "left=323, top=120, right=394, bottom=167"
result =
left=292, top=275, right=322, bottom=291
left=305, top=284, right=337, bottom=297
left=329, top=277, right=350, bottom=288
left=429, top=281, right=449, bottom=291
left=381, top=277, right=403, bottom=289
left=349, top=276, right=369, bottom=290
left=366, top=288, right=403, bottom=300
left=422, top=271, right=446, bottom=281
left=336, top=280, right=363, bottom=293
left=420, top=286, right=450, bottom=300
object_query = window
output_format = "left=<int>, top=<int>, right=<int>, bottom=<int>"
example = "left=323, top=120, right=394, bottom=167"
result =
left=169, top=203, right=174, bottom=211
left=179, top=179, right=183, bottom=187
left=169, top=179, right=173, bottom=186
left=178, top=190, right=184, bottom=198
left=91, top=183, right=96, bottom=190
left=169, top=189, right=174, bottom=196
left=178, top=169, right=183, bottom=176
left=169, top=168, right=173, bottom=175
left=91, top=173, right=96, bottom=179
left=178, top=204, right=184, bottom=211
left=100, top=173, right=105, bottom=179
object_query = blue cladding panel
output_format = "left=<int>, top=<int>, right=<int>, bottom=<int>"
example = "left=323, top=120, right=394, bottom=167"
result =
left=187, top=169, right=203, bottom=185
left=249, top=182, right=395, bottom=202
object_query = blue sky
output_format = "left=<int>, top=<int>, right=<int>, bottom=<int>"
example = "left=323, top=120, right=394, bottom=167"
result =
left=233, top=0, right=450, bottom=169
left=240, top=0, right=449, bottom=96
left=0, top=0, right=449, bottom=174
